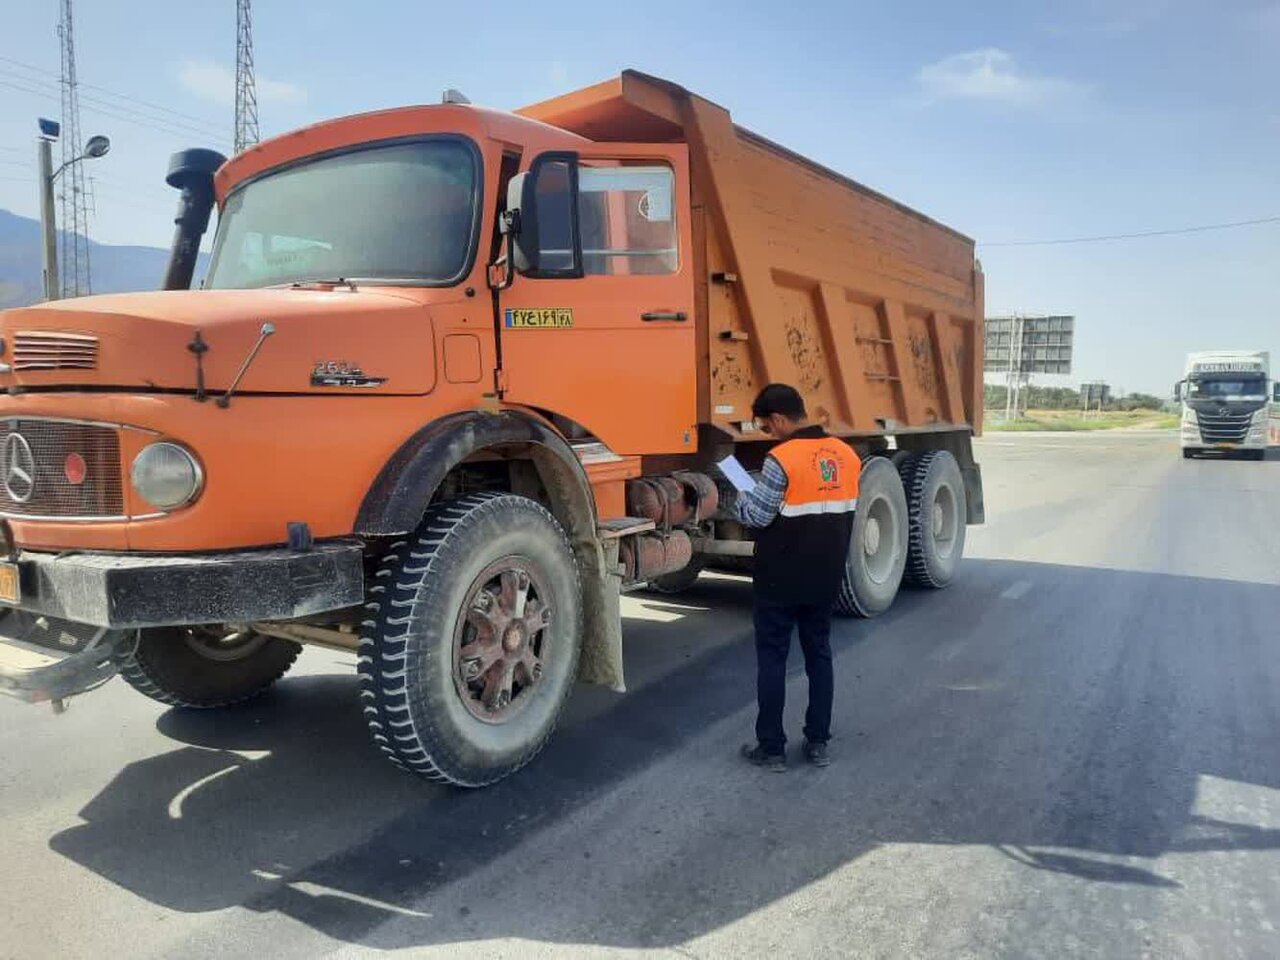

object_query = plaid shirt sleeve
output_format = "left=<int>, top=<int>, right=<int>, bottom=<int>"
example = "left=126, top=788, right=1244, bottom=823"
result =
left=733, top=455, right=788, bottom=529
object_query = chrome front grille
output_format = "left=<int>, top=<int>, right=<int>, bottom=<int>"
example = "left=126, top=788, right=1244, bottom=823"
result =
left=0, top=419, right=124, bottom=519
left=1197, top=410, right=1252, bottom=445
left=12, top=331, right=99, bottom=371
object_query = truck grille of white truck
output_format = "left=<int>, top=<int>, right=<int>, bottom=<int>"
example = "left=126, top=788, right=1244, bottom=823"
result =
left=1196, top=410, right=1251, bottom=445
left=0, top=419, right=125, bottom=520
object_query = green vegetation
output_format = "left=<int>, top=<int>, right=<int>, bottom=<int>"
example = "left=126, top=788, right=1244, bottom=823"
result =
left=983, top=384, right=1168, bottom=412
left=987, top=409, right=1180, bottom=432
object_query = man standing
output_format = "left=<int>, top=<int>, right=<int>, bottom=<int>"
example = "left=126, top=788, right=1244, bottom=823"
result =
left=734, top=384, right=861, bottom=770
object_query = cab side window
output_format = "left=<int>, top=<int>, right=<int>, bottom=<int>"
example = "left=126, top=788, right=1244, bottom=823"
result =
left=578, top=165, right=677, bottom=276
left=523, top=158, right=677, bottom=278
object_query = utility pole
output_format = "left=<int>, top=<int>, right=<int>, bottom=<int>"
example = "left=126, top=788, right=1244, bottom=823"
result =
left=36, top=116, right=110, bottom=303
left=37, top=122, right=59, bottom=302
left=1004, top=314, right=1025, bottom=421
left=234, top=0, right=260, bottom=153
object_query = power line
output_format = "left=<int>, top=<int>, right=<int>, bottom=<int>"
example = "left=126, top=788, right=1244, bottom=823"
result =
left=0, top=54, right=224, bottom=136
left=0, top=77, right=229, bottom=146
left=0, top=70, right=226, bottom=143
left=982, top=215, right=1280, bottom=247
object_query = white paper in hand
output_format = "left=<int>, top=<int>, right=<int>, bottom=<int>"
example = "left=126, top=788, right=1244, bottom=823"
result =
left=716, top=455, right=756, bottom=494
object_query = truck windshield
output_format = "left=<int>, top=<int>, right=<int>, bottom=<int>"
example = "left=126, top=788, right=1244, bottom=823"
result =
left=1187, top=378, right=1266, bottom=399
left=206, top=139, right=477, bottom=289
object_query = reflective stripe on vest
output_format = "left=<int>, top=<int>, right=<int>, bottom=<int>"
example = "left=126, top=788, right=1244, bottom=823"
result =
left=770, top=435, right=861, bottom=517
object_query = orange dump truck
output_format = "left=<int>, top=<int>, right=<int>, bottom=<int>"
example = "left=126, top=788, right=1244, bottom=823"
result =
left=0, top=72, right=983, bottom=786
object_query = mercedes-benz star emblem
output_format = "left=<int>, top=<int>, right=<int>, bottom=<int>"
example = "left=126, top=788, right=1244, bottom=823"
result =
left=3, top=433, right=36, bottom=503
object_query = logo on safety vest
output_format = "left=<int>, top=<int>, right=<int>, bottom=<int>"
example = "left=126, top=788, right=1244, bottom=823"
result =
left=819, top=458, right=839, bottom=484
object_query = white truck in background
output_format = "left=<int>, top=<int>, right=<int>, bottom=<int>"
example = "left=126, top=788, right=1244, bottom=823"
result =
left=1175, top=351, right=1278, bottom=460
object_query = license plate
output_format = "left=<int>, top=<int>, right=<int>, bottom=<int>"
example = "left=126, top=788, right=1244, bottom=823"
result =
left=0, top=563, right=19, bottom=605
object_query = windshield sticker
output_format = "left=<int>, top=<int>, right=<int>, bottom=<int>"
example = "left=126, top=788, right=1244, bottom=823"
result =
left=312, top=360, right=387, bottom=388
left=504, top=308, right=574, bottom=329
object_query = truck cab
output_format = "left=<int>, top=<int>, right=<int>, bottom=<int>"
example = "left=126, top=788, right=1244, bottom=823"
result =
left=1175, top=351, right=1275, bottom=460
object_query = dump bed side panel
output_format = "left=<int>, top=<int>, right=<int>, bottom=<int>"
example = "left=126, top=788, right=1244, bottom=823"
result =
left=684, top=105, right=982, bottom=439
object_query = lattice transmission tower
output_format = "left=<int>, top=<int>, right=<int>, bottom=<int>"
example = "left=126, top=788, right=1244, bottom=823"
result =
left=57, top=0, right=92, bottom=297
left=234, top=0, right=259, bottom=153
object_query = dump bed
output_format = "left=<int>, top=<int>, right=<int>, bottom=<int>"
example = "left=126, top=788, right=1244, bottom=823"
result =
left=521, top=71, right=984, bottom=438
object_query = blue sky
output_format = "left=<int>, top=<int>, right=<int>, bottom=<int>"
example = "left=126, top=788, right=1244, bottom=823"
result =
left=1, top=0, right=1277, bottom=394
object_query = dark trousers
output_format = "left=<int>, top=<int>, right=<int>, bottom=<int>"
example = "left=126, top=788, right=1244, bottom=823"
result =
left=753, top=599, right=834, bottom=753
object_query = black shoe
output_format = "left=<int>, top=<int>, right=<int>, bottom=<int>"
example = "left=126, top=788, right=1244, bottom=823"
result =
left=803, top=740, right=830, bottom=767
left=742, top=743, right=787, bottom=772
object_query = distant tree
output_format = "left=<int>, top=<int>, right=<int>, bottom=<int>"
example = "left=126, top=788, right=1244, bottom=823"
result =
left=1116, top=392, right=1163, bottom=411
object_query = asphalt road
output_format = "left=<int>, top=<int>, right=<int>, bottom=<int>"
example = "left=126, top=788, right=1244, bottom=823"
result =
left=3, top=431, right=1279, bottom=959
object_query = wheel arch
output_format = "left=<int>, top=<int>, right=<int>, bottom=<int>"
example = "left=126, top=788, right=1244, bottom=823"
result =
left=354, top=407, right=597, bottom=544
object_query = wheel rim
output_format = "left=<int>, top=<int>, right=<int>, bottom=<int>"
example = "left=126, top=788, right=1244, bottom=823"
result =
left=180, top=626, right=269, bottom=663
left=862, top=494, right=898, bottom=584
left=932, top=482, right=959, bottom=560
left=453, top=556, right=553, bottom=724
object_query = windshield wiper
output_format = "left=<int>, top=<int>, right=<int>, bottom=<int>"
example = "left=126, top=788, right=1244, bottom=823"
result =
left=288, top=278, right=357, bottom=290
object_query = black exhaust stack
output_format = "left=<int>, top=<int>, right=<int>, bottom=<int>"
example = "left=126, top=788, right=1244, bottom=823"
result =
left=162, top=148, right=227, bottom=291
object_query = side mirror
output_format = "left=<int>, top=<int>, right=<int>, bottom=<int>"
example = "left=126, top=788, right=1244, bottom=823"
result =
left=1173, top=381, right=1183, bottom=402
left=504, top=172, right=537, bottom=273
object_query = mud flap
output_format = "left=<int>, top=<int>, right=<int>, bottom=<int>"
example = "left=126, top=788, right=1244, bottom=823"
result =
left=576, top=539, right=625, bottom=692
left=961, top=463, right=985, bottom=524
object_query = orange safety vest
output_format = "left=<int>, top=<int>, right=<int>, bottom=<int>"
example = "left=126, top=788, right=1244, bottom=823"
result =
left=754, top=427, right=861, bottom=604
left=771, top=436, right=861, bottom=517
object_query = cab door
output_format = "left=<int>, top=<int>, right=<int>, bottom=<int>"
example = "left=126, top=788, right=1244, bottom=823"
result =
left=497, top=144, right=696, bottom=456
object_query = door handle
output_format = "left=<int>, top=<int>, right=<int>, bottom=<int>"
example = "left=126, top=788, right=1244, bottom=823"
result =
left=641, top=311, right=688, bottom=322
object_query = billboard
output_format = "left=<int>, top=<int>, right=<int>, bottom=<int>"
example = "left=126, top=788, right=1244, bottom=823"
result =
left=1080, top=381, right=1111, bottom=406
left=985, top=315, right=1074, bottom=375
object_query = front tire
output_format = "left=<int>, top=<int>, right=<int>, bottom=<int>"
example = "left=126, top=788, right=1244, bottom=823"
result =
left=119, top=626, right=300, bottom=708
left=899, top=450, right=967, bottom=589
left=835, top=457, right=908, bottom=618
left=360, top=493, right=582, bottom=787
left=1182, top=448, right=1197, bottom=459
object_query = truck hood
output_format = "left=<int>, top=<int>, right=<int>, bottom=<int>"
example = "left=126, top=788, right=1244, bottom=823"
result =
left=0, top=287, right=441, bottom=396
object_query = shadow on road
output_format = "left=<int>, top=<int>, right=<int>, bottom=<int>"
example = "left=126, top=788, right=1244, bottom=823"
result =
left=48, top=560, right=1280, bottom=949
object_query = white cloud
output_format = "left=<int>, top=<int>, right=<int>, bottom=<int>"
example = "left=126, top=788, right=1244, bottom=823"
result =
left=916, top=48, right=1084, bottom=107
left=177, top=61, right=306, bottom=108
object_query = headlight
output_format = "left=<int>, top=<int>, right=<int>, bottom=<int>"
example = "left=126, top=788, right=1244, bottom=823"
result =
left=131, top=442, right=203, bottom=510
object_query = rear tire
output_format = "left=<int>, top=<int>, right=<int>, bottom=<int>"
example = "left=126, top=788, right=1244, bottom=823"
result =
left=898, top=450, right=966, bottom=589
left=119, top=626, right=300, bottom=708
left=835, top=457, right=908, bottom=618
left=360, top=493, right=582, bottom=787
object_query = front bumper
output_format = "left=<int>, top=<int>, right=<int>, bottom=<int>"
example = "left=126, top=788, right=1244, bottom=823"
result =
left=0, top=540, right=365, bottom=703
left=4, top=539, right=366, bottom=629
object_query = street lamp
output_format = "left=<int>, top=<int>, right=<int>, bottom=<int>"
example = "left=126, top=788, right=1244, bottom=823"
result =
left=36, top=119, right=111, bottom=301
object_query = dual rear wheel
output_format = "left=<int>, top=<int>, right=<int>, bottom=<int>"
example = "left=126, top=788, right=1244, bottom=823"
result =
left=836, top=449, right=966, bottom=617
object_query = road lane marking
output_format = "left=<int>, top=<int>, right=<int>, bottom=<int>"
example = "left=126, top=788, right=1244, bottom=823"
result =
left=1001, top=580, right=1033, bottom=600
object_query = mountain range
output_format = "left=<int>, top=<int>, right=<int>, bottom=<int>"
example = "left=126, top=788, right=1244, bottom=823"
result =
left=0, top=208, right=207, bottom=309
